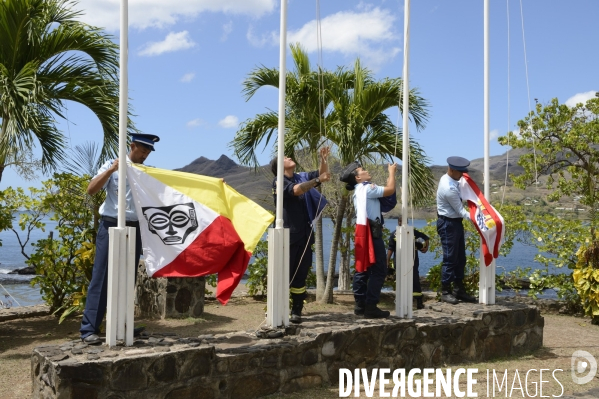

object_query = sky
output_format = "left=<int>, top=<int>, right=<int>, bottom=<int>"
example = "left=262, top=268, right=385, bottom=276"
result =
left=3, top=0, right=598, bottom=189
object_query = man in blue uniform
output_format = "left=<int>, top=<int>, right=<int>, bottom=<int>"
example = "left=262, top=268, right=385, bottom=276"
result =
left=271, top=147, right=331, bottom=323
left=386, top=216, right=429, bottom=309
left=340, top=161, right=397, bottom=319
left=436, top=156, right=477, bottom=304
left=80, top=133, right=160, bottom=344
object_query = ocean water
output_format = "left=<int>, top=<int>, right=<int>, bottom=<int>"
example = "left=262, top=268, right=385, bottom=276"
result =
left=0, top=216, right=563, bottom=308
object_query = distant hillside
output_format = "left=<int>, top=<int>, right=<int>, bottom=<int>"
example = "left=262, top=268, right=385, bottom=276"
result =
left=175, top=155, right=275, bottom=210
left=175, top=150, right=528, bottom=210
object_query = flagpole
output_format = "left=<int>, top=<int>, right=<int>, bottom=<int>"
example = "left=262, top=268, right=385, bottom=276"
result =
left=107, top=0, right=135, bottom=346
left=396, top=0, right=414, bottom=319
left=480, top=0, right=496, bottom=305
left=267, top=0, right=290, bottom=328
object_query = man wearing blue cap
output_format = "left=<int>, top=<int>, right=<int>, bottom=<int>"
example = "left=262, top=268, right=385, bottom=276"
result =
left=436, top=156, right=477, bottom=304
left=80, top=133, right=159, bottom=344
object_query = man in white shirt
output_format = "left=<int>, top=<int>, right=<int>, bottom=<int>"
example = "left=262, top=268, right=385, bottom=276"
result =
left=436, top=156, right=477, bottom=304
left=80, top=133, right=159, bottom=344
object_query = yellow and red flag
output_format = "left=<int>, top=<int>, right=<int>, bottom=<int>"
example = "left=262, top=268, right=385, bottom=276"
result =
left=126, top=164, right=274, bottom=304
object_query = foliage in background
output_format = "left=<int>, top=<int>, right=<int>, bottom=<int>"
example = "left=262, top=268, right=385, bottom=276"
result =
left=246, top=238, right=269, bottom=298
left=0, top=0, right=139, bottom=183
left=573, top=238, right=599, bottom=323
left=498, top=97, right=599, bottom=234
left=0, top=186, right=49, bottom=253
left=29, top=174, right=95, bottom=314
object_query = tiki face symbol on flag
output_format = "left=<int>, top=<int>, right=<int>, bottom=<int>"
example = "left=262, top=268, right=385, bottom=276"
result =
left=142, top=203, right=198, bottom=245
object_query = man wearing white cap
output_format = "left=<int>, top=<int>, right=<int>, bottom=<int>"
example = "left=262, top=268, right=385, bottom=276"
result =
left=436, top=156, right=477, bottom=304
left=80, top=133, right=159, bottom=344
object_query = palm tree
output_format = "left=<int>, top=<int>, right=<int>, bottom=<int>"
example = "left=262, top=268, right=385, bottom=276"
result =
left=0, top=0, right=136, bottom=183
left=61, top=141, right=106, bottom=243
left=321, top=59, right=434, bottom=301
left=233, top=43, right=336, bottom=300
left=231, top=45, right=434, bottom=303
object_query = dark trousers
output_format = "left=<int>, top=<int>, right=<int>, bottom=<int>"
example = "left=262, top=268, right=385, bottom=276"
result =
left=289, top=233, right=313, bottom=300
left=413, top=253, right=422, bottom=293
left=80, top=219, right=142, bottom=338
left=353, top=236, right=388, bottom=305
left=393, top=252, right=422, bottom=293
left=437, top=217, right=466, bottom=286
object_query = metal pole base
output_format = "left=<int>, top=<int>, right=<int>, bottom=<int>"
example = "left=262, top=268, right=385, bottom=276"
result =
left=396, top=225, right=414, bottom=318
left=106, top=227, right=136, bottom=347
left=267, top=227, right=290, bottom=328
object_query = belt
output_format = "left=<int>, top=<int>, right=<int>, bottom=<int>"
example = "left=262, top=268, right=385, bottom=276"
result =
left=101, top=216, right=140, bottom=227
left=437, top=214, right=462, bottom=221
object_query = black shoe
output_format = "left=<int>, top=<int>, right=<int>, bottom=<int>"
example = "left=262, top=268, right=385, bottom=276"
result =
left=453, top=281, right=478, bottom=303
left=364, top=304, right=390, bottom=319
left=290, top=311, right=302, bottom=324
left=440, top=285, right=459, bottom=305
left=133, top=326, right=146, bottom=337
left=415, top=296, right=424, bottom=310
left=354, top=301, right=365, bottom=316
left=453, top=289, right=477, bottom=303
left=82, top=334, right=102, bottom=345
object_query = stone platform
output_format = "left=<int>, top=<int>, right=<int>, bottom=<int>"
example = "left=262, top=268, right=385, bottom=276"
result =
left=31, top=300, right=543, bottom=398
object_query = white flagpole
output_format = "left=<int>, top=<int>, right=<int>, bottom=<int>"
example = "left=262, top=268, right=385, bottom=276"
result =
left=107, top=0, right=135, bottom=346
left=396, top=0, right=414, bottom=318
left=480, top=0, right=496, bottom=305
left=267, top=0, right=290, bottom=328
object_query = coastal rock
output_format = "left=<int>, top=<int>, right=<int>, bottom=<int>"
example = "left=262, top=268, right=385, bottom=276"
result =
left=8, top=266, right=36, bottom=275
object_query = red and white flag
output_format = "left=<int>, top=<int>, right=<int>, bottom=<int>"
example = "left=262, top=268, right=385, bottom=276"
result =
left=354, top=184, right=375, bottom=272
left=460, top=173, right=505, bottom=266
left=126, top=164, right=274, bottom=304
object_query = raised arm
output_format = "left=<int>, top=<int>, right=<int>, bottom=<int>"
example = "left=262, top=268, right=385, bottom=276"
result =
left=382, top=163, right=397, bottom=197
left=87, top=159, right=118, bottom=196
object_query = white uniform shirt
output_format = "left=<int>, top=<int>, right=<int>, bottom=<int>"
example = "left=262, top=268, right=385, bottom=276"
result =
left=352, top=182, right=385, bottom=220
left=436, top=174, right=470, bottom=219
left=96, top=158, right=138, bottom=221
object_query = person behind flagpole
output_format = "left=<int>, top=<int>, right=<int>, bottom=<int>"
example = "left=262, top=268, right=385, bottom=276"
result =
left=79, top=133, right=160, bottom=344
left=270, top=146, right=331, bottom=324
left=436, top=156, right=477, bottom=304
left=386, top=216, right=429, bottom=309
left=340, top=161, right=397, bottom=319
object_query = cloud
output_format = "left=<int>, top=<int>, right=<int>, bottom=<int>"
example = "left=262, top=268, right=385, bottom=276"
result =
left=139, top=31, right=195, bottom=56
left=186, top=118, right=204, bottom=128
left=248, top=8, right=400, bottom=67
left=247, top=25, right=278, bottom=47
left=490, top=129, right=499, bottom=140
left=75, top=0, right=276, bottom=31
left=221, top=21, right=233, bottom=41
left=565, top=91, right=597, bottom=108
left=218, top=115, right=239, bottom=128
left=180, top=73, right=195, bottom=83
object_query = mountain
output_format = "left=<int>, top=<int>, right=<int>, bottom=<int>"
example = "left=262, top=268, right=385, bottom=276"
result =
left=175, top=155, right=275, bottom=210
left=175, top=150, right=527, bottom=210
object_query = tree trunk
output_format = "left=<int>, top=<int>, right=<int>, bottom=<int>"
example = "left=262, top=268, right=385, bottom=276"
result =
left=321, top=193, right=348, bottom=303
left=0, top=164, right=4, bottom=183
left=314, top=217, right=325, bottom=300
left=338, top=214, right=353, bottom=290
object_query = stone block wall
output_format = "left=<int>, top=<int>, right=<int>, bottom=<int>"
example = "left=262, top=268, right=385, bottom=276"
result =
left=31, top=300, right=543, bottom=398
left=135, top=261, right=205, bottom=319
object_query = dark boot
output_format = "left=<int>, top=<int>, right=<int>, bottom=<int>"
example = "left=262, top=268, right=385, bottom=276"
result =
left=453, top=281, right=477, bottom=303
left=354, top=301, right=365, bottom=316
left=290, top=297, right=303, bottom=324
left=364, top=303, right=390, bottom=319
left=415, top=296, right=424, bottom=310
left=440, top=285, right=459, bottom=305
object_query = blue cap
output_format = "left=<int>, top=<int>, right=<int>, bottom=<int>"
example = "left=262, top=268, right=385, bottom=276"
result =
left=130, top=133, right=160, bottom=151
left=447, top=156, right=470, bottom=172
